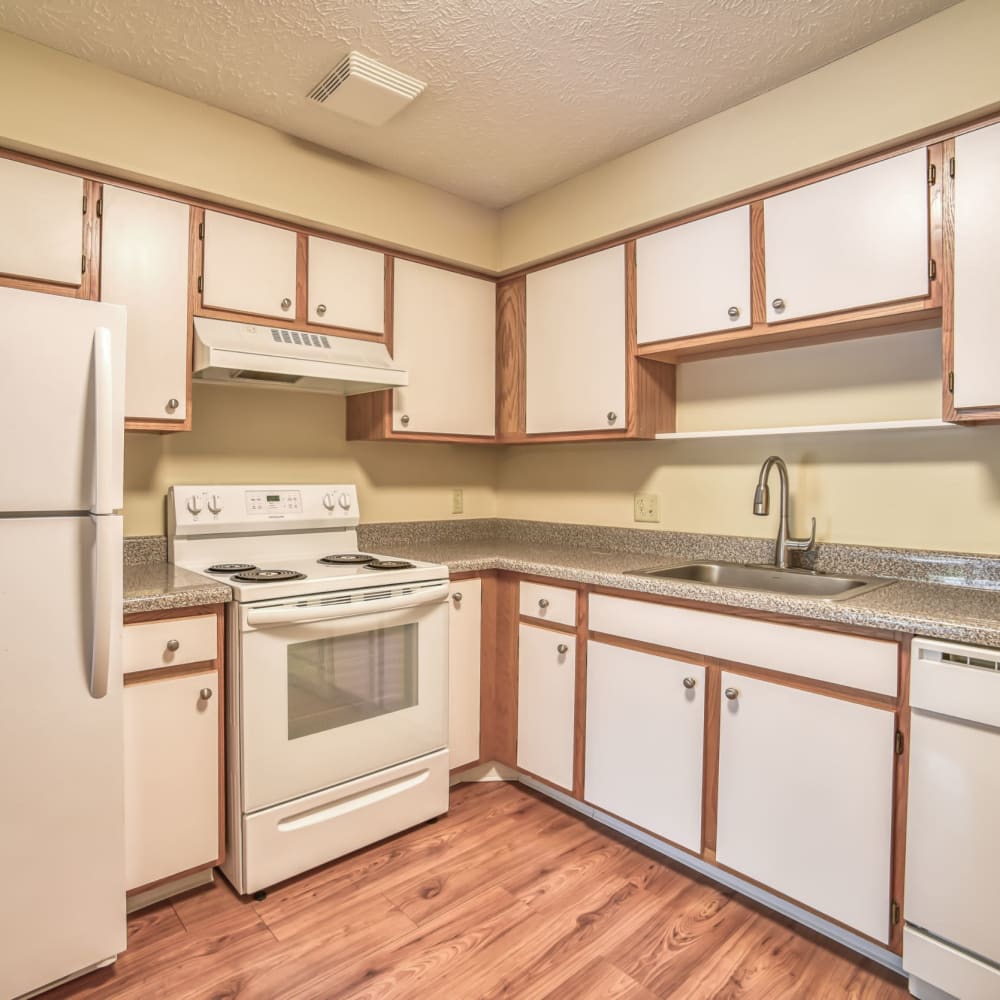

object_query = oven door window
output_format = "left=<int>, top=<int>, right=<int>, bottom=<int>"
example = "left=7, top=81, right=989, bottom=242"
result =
left=287, top=623, right=418, bottom=741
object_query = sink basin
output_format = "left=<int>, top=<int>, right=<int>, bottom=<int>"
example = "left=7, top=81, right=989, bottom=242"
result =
left=627, top=561, right=893, bottom=601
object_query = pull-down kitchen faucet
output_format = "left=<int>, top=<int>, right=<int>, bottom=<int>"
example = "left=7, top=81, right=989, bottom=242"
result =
left=753, top=456, right=816, bottom=570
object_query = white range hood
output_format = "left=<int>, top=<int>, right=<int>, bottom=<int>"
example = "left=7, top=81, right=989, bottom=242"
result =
left=192, top=317, right=407, bottom=395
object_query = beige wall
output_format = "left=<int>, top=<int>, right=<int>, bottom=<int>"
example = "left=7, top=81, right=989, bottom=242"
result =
left=124, top=384, right=497, bottom=536
left=499, top=0, right=1000, bottom=270
left=0, top=31, right=499, bottom=271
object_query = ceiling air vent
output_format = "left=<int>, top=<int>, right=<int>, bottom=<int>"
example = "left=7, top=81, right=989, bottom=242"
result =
left=307, top=51, right=425, bottom=126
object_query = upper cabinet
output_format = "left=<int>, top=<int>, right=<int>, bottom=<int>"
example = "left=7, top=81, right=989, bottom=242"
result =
left=764, top=149, right=930, bottom=324
left=949, top=122, right=1000, bottom=417
left=390, top=260, right=496, bottom=437
left=0, top=158, right=86, bottom=287
left=201, top=210, right=297, bottom=320
left=306, top=236, right=385, bottom=334
left=100, top=186, right=191, bottom=425
left=525, top=247, right=627, bottom=435
left=637, top=205, right=751, bottom=343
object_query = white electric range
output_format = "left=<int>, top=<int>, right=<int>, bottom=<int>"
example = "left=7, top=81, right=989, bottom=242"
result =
left=168, top=484, right=451, bottom=896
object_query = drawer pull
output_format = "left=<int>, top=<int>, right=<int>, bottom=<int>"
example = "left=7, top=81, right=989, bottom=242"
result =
left=557, top=643, right=569, bottom=655
left=724, top=687, right=740, bottom=701
left=199, top=687, right=213, bottom=701
left=683, top=676, right=697, bottom=689
left=538, top=598, right=550, bottom=610
left=166, top=639, right=180, bottom=652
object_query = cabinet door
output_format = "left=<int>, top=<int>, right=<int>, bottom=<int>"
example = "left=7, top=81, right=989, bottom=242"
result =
left=391, top=260, right=496, bottom=436
left=307, top=236, right=385, bottom=333
left=100, top=186, right=191, bottom=422
left=201, top=210, right=297, bottom=319
left=585, top=642, right=704, bottom=851
left=953, top=123, right=1000, bottom=410
left=448, top=579, right=482, bottom=770
left=637, top=206, right=751, bottom=343
left=516, top=624, right=575, bottom=790
left=716, top=672, right=894, bottom=942
left=124, top=671, right=220, bottom=891
left=0, top=157, right=85, bottom=286
left=525, top=247, right=626, bottom=434
left=764, top=148, right=929, bottom=323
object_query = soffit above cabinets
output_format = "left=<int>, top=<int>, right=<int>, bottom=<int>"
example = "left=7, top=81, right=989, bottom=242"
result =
left=0, top=0, right=960, bottom=208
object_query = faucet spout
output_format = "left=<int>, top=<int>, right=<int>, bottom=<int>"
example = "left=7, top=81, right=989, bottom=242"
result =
left=751, top=456, right=816, bottom=569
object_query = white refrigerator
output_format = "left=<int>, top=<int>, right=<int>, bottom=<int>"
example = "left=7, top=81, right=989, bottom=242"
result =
left=0, top=287, right=128, bottom=999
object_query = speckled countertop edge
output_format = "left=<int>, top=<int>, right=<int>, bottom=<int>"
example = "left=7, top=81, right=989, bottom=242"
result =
left=124, top=561, right=231, bottom=615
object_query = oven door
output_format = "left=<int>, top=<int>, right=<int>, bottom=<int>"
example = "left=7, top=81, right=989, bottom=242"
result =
left=238, top=581, right=449, bottom=812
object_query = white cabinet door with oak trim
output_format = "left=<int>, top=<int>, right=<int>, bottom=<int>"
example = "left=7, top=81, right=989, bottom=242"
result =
left=585, top=642, right=704, bottom=851
left=101, top=186, right=191, bottom=422
left=391, top=260, right=496, bottom=436
left=307, top=236, right=385, bottom=334
left=517, top=623, right=575, bottom=790
left=764, top=148, right=929, bottom=323
left=124, top=671, right=220, bottom=891
left=637, top=206, right=751, bottom=343
left=201, top=210, right=297, bottom=320
left=953, top=122, right=1000, bottom=410
left=525, top=247, right=626, bottom=434
left=0, top=158, right=85, bottom=286
left=448, top=579, right=482, bottom=770
left=716, top=672, right=894, bottom=942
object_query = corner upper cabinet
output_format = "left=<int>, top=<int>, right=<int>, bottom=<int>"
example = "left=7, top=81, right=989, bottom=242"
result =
left=763, top=148, right=931, bottom=323
left=200, top=210, right=297, bottom=320
left=949, top=122, right=1000, bottom=418
left=306, top=236, right=386, bottom=335
left=100, top=186, right=192, bottom=427
left=0, top=157, right=87, bottom=288
left=637, top=206, right=751, bottom=343
left=525, top=247, right=627, bottom=434
left=390, top=260, right=496, bottom=437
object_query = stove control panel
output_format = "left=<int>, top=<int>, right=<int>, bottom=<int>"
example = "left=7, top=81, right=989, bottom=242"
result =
left=245, top=490, right=301, bottom=515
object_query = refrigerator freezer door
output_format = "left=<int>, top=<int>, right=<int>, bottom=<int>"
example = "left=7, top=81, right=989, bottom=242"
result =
left=0, top=287, right=125, bottom=514
left=0, top=514, right=126, bottom=999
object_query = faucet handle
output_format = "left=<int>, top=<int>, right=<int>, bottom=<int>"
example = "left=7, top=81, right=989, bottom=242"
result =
left=788, top=516, right=817, bottom=553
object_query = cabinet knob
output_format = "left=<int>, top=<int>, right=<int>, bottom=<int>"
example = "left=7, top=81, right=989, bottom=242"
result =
left=280, top=297, right=292, bottom=311
left=316, top=303, right=327, bottom=316
left=400, top=414, right=410, bottom=426
left=199, top=687, right=213, bottom=701
left=724, top=687, right=740, bottom=701
left=607, top=411, right=618, bottom=424
left=727, top=306, right=740, bottom=319
left=557, top=643, right=569, bottom=655
left=166, top=397, right=179, bottom=411
left=771, top=297, right=786, bottom=313
left=683, top=676, right=697, bottom=689
left=452, top=592, right=463, bottom=604
left=166, top=639, right=180, bottom=652
left=538, top=598, right=550, bottom=610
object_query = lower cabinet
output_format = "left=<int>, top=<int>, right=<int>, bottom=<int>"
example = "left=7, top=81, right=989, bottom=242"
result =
left=448, top=578, right=482, bottom=770
left=715, top=672, right=895, bottom=943
left=585, top=641, right=705, bottom=852
left=516, top=623, right=576, bottom=790
left=124, top=671, right=221, bottom=891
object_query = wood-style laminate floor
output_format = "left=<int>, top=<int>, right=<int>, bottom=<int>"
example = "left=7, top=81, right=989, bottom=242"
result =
left=45, top=782, right=910, bottom=1000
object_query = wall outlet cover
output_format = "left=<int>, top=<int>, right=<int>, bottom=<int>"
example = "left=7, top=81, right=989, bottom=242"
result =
left=451, top=488, right=464, bottom=515
left=634, top=493, right=660, bottom=523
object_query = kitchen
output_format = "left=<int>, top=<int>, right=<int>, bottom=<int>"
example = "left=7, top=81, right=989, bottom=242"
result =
left=1, top=1, right=1000, bottom=998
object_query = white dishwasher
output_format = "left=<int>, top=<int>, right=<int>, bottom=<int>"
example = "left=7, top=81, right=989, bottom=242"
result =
left=904, top=638, right=1000, bottom=1000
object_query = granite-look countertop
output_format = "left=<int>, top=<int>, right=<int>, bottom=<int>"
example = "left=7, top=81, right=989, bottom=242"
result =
left=124, top=561, right=232, bottom=616
left=384, top=539, right=1000, bottom=648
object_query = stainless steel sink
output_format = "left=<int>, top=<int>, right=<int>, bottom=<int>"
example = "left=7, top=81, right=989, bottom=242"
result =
left=627, top=561, right=893, bottom=601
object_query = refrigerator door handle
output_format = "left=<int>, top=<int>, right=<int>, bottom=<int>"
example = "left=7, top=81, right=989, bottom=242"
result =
left=92, top=326, right=114, bottom=516
left=89, top=515, right=115, bottom=699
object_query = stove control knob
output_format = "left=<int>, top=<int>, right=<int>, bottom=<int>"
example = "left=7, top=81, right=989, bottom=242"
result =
left=323, top=493, right=336, bottom=511
left=337, top=493, right=352, bottom=511
left=207, top=495, right=222, bottom=516
left=186, top=496, right=203, bottom=516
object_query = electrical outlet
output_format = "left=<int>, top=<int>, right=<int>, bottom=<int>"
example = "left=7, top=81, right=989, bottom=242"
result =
left=451, top=488, right=464, bottom=515
left=634, top=493, right=660, bottom=523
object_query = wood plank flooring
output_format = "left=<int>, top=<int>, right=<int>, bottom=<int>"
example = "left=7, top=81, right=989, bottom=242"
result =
left=44, top=782, right=909, bottom=1000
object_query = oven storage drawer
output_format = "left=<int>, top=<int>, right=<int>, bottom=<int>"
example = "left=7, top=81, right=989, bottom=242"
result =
left=240, top=749, right=449, bottom=894
left=904, top=927, right=1000, bottom=1000
left=123, top=614, right=218, bottom=675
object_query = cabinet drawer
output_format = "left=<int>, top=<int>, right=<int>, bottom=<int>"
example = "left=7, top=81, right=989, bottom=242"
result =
left=124, top=614, right=218, bottom=675
left=519, top=581, right=577, bottom=627
left=589, top=594, right=897, bottom=696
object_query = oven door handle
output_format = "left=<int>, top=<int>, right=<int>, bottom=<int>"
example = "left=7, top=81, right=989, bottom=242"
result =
left=244, top=583, right=451, bottom=628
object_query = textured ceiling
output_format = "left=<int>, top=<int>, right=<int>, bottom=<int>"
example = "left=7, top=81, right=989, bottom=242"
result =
left=0, top=0, right=961, bottom=207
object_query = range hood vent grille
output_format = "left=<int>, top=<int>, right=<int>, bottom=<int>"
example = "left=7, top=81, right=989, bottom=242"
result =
left=307, top=51, right=425, bottom=126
